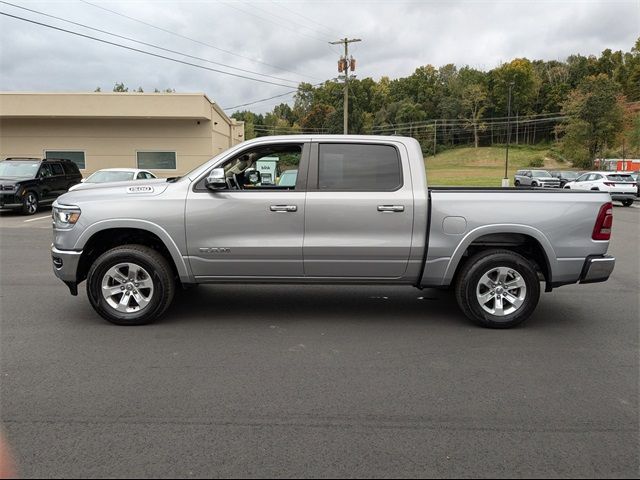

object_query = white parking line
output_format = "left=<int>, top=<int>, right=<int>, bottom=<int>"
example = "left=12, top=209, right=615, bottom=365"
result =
left=23, top=215, right=51, bottom=223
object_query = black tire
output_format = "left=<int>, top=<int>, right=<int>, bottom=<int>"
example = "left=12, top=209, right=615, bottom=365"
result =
left=21, top=191, right=38, bottom=215
left=514, top=180, right=520, bottom=187
left=531, top=181, right=538, bottom=188
left=86, top=244, right=175, bottom=325
left=455, top=249, right=541, bottom=329
left=622, top=199, right=634, bottom=207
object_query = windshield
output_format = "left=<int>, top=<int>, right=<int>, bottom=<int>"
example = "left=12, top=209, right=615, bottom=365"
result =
left=532, top=170, right=552, bottom=178
left=86, top=171, right=135, bottom=183
left=278, top=170, right=298, bottom=187
left=0, top=161, right=40, bottom=178
left=561, top=171, right=579, bottom=179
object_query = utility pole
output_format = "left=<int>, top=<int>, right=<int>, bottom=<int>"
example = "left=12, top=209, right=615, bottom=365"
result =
left=433, top=119, right=437, bottom=157
left=330, top=37, right=361, bottom=134
left=502, top=82, right=515, bottom=187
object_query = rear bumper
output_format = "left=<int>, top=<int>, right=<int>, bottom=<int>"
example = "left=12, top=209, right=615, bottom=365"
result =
left=579, top=255, right=615, bottom=284
left=51, top=245, right=82, bottom=294
left=610, top=193, right=636, bottom=201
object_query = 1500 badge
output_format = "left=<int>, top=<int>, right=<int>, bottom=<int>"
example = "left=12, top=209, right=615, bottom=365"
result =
left=127, top=186, right=154, bottom=194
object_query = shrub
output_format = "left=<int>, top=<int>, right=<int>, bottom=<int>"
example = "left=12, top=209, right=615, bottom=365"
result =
left=528, top=157, right=544, bottom=167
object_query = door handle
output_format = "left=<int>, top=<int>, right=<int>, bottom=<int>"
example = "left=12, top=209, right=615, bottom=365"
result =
left=377, top=205, right=404, bottom=213
left=270, top=205, right=297, bottom=212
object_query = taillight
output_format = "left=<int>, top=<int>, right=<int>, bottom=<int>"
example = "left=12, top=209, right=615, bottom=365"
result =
left=592, top=202, right=613, bottom=241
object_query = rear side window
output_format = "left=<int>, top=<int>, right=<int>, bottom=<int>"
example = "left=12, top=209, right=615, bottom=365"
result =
left=51, top=163, right=64, bottom=176
left=62, top=162, right=79, bottom=175
left=318, top=143, right=402, bottom=191
left=45, top=151, right=85, bottom=170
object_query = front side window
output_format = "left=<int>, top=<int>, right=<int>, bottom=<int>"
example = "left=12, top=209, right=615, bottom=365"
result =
left=39, top=164, right=53, bottom=178
left=45, top=151, right=85, bottom=170
left=211, top=144, right=302, bottom=190
left=318, top=143, right=402, bottom=191
left=137, top=152, right=176, bottom=170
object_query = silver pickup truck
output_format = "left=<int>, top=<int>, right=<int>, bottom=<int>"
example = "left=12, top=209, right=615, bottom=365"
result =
left=51, top=135, right=615, bottom=328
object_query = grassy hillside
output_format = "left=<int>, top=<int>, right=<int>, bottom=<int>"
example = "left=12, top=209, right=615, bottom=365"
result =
left=425, top=145, right=566, bottom=186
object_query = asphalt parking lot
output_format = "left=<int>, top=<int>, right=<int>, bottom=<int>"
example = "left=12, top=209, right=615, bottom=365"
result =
left=0, top=205, right=638, bottom=478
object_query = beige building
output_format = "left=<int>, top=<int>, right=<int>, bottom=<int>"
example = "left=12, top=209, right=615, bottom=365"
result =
left=0, top=92, right=245, bottom=176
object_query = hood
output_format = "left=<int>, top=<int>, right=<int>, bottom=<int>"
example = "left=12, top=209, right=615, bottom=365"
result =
left=0, top=177, right=30, bottom=184
left=68, top=177, right=168, bottom=192
left=56, top=178, right=170, bottom=206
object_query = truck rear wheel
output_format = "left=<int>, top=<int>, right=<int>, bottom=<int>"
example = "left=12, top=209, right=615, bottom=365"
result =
left=455, top=249, right=540, bottom=328
left=86, top=245, right=175, bottom=325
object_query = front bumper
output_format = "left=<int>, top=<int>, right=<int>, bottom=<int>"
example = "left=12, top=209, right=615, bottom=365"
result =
left=0, top=193, right=22, bottom=209
left=579, top=255, right=615, bottom=284
left=51, top=245, right=82, bottom=295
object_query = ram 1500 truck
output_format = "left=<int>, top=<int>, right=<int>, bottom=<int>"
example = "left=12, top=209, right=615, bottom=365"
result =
left=51, top=136, right=616, bottom=328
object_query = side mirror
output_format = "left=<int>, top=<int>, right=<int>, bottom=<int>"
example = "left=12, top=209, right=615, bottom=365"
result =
left=205, top=168, right=227, bottom=190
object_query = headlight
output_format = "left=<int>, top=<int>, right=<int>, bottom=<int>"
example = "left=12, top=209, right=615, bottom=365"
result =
left=52, top=206, right=81, bottom=229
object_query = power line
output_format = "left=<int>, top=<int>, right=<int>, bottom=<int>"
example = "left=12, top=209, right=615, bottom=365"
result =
left=78, top=0, right=321, bottom=82
left=0, top=11, right=305, bottom=89
left=240, top=0, right=337, bottom=42
left=223, top=79, right=327, bottom=110
left=269, top=0, right=343, bottom=38
left=0, top=1, right=302, bottom=86
left=223, top=89, right=300, bottom=111
left=220, top=1, right=329, bottom=44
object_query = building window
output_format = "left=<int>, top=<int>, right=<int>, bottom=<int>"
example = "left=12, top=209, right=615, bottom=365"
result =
left=137, top=151, right=176, bottom=170
left=45, top=151, right=85, bottom=170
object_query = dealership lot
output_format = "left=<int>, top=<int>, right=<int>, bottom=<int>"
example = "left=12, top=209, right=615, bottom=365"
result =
left=0, top=206, right=638, bottom=478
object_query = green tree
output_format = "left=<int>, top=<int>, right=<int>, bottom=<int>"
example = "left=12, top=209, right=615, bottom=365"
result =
left=559, top=74, right=625, bottom=167
left=113, top=82, right=128, bottom=92
left=460, top=83, right=488, bottom=148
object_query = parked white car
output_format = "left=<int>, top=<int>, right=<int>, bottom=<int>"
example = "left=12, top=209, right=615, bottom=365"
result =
left=69, top=168, right=156, bottom=191
left=564, top=171, right=637, bottom=206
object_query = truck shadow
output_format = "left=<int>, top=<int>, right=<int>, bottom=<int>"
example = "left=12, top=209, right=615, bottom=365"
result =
left=162, top=284, right=470, bottom=327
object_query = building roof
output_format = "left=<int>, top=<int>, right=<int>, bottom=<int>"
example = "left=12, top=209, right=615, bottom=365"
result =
left=0, top=92, right=238, bottom=125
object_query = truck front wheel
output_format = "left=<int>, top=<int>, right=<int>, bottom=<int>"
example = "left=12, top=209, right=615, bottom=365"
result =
left=86, top=245, right=175, bottom=325
left=455, top=249, right=540, bottom=328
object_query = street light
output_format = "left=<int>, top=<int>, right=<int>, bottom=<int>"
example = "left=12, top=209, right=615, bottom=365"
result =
left=502, top=82, right=515, bottom=187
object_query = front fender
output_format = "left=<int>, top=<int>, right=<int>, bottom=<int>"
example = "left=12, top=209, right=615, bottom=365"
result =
left=74, top=219, right=193, bottom=282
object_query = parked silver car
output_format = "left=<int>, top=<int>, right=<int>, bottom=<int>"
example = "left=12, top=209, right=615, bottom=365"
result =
left=514, top=170, right=561, bottom=188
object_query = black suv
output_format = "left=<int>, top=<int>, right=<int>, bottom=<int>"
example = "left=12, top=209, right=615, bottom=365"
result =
left=0, top=158, right=83, bottom=215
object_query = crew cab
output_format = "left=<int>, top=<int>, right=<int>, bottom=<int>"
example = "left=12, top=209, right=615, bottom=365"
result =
left=51, top=136, right=615, bottom=328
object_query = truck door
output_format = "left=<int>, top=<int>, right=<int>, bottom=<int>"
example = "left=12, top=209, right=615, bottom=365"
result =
left=185, top=142, right=309, bottom=279
left=303, top=142, right=414, bottom=278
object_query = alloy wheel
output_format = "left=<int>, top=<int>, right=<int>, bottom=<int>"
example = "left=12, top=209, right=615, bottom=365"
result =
left=475, top=266, right=527, bottom=316
left=101, top=263, right=154, bottom=313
